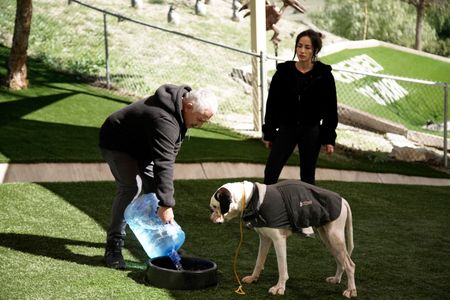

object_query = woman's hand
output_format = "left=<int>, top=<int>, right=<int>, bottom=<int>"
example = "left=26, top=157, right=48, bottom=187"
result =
left=263, top=140, right=272, bottom=149
left=324, top=144, right=334, bottom=154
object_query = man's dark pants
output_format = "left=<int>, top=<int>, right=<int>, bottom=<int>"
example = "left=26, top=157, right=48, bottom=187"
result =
left=100, top=148, right=155, bottom=242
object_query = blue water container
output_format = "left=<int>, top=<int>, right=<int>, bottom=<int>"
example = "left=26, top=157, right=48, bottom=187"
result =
left=124, top=193, right=185, bottom=269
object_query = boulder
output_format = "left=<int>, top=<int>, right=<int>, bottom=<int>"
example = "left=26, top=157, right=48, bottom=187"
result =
left=390, top=146, right=442, bottom=164
left=338, top=103, right=407, bottom=135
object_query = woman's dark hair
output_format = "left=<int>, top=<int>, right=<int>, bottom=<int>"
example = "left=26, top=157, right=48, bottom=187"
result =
left=293, top=29, right=323, bottom=61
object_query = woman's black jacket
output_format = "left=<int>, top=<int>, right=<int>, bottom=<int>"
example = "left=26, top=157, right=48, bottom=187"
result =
left=262, top=61, right=338, bottom=145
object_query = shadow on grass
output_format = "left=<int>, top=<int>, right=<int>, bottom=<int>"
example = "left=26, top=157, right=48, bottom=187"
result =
left=0, top=232, right=148, bottom=275
left=37, top=180, right=233, bottom=297
left=0, top=92, right=76, bottom=126
left=0, top=44, right=133, bottom=163
left=0, top=118, right=102, bottom=162
left=37, top=182, right=151, bottom=265
left=0, top=89, right=269, bottom=163
left=0, top=83, right=104, bottom=162
left=0, top=232, right=105, bottom=266
left=0, top=46, right=267, bottom=163
left=0, top=115, right=270, bottom=163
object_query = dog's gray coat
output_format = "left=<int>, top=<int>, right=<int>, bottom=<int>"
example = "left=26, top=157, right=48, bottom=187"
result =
left=242, top=180, right=342, bottom=230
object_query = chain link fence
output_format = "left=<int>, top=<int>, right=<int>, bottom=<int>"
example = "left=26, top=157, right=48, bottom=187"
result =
left=0, top=0, right=448, bottom=167
left=330, top=64, right=448, bottom=167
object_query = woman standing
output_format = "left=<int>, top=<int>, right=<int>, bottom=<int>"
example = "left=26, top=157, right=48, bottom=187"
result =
left=262, top=29, right=338, bottom=236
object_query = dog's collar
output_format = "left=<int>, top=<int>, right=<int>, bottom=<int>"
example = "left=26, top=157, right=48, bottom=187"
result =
left=242, top=184, right=267, bottom=227
left=254, top=182, right=266, bottom=209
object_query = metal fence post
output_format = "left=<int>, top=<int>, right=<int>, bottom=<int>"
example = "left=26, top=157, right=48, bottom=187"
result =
left=444, top=83, right=448, bottom=168
left=103, top=13, right=111, bottom=89
left=259, top=50, right=267, bottom=136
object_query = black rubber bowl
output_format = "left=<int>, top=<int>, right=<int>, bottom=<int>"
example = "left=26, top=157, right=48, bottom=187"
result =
left=145, top=256, right=218, bottom=290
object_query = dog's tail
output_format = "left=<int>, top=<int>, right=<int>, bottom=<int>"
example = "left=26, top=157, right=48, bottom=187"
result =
left=343, top=198, right=354, bottom=257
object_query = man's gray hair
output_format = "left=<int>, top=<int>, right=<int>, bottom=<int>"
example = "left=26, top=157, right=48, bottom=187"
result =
left=184, top=88, right=219, bottom=114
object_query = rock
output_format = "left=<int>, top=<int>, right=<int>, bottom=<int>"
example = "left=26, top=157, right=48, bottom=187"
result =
left=386, top=133, right=416, bottom=148
left=407, top=131, right=449, bottom=150
left=390, top=146, right=442, bottom=163
left=338, top=104, right=407, bottom=135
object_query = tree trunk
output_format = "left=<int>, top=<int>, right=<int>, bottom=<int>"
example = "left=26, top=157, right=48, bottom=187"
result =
left=414, top=0, right=426, bottom=50
left=6, top=0, right=33, bottom=90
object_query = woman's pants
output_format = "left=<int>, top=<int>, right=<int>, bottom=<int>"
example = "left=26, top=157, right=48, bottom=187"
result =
left=264, top=124, right=321, bottom=185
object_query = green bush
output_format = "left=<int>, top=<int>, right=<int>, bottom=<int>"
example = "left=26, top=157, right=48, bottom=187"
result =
left=311, top=0, right=439, bottom=54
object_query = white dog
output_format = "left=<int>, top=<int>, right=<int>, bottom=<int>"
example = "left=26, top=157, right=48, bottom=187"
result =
left=209, top=180, right=357, bottom=298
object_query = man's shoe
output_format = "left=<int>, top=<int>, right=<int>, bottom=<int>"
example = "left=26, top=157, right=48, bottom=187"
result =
left=104, top=239, right=126, bottom=269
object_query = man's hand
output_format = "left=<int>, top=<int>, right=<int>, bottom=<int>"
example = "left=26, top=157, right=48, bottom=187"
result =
left=158, top=206, right=174, bottom=224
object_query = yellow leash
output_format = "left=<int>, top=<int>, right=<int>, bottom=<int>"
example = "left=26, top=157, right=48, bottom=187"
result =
left=233, top=184, right=247, bottom=295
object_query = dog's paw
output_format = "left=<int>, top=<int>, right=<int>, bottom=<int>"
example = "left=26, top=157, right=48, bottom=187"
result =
left=326, top=276, right=341, bottom=284
left=242, top=275, right=258, bottom=284
left=268, top=285, right=285, bottom=295
left=343, top=288, right=357, bottom=298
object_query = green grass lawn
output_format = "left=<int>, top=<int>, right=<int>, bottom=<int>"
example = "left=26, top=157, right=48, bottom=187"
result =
left=322, top=47, right=450, bottom=82
left=321, top=47, right=450, bottom=132
left=1, top=180, right=449, bottom=299
left=1, top=44, right=449, bottom=179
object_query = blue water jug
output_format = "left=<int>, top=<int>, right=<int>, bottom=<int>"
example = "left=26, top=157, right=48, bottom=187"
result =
left=124, top=193, right=185, bottom=269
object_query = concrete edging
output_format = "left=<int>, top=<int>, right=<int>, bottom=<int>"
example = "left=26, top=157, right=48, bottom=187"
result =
left=1, top=162, right=449, bottom=186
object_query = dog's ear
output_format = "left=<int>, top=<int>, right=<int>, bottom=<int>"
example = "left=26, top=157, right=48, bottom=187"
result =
left=214, top=187, right=232, bottom=214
